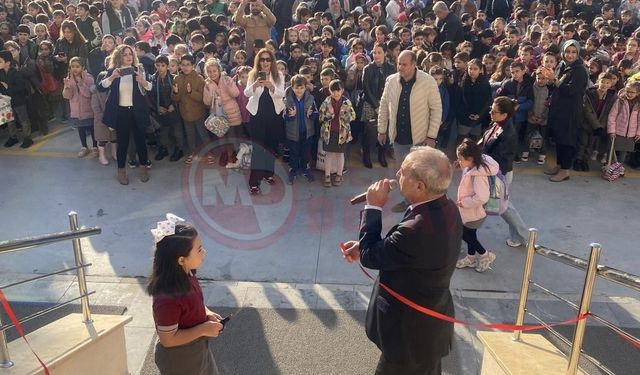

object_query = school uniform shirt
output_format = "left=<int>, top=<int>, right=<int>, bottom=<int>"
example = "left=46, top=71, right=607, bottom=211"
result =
left=153, top=273, right=207, bottom=331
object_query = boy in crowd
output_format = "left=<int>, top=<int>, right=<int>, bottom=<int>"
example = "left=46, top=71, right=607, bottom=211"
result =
left=15, top=24, right=37, bottom=60
left=284, top=74, right=317, bottom=184
left=498, top=61, right=534, bottom=162
left=135, top=41, right=156, bottom=75
left=0, top=50, right=33, bottom=148
left=528, top=68, right=551, bottom=165
left=150, top=55, right=183, bottom=161
left=76, top=2, right=102, bottom=49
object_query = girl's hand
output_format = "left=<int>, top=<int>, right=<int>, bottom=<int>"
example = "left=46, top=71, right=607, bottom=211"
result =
left=207, top=312, right=223, bottom=322
left=453, top=160, right=461, bottom=169
left=288, top=106, right=296, bottom=117
left=307, top=106, right=313, bottom=118
left=610, top=133, right=616, bottom=139
left=168, top=104, right=175, bottom=112
left=135, top=73, right=146, bottom=85
left=63, top=76, right=70, bottom=86
left=201, top=321, right=224, bottom=337
left=263, top=80, right=274, bottom=90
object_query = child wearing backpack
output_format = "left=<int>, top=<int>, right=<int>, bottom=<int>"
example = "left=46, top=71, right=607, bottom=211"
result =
left=455, top=139, right=500, bottom=273
left=607, top=80, right=640, bottom=168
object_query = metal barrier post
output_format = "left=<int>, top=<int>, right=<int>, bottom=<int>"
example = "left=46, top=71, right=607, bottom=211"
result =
left=567, top=243, right=601, bottom=375
left=513, top=229, right=538, bottom=341
left=0, top=314, right=13, bottom=368
left=69, top=212, right=92, bottom=323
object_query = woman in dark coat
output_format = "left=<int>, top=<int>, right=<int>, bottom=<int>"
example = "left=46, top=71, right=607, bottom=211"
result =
left=545, top=40, right=589, bottom=182
left=455, top=58, right=492, bottom=143
left=361, top=43, right=395, bottom=168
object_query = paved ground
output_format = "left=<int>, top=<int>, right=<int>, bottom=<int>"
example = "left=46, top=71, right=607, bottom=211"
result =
left=1, top=125, right=639, bottom=374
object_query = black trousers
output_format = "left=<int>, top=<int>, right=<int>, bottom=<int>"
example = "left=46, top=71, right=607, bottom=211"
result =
left=463, top=226, right=486, bottom=256
left=556, top=143, right=576, bottom=170
left=248, top=115, right=281, bottom=187
left=116, top=106, right=148, bottom=169
left=375, top=354, right=442, bottom=375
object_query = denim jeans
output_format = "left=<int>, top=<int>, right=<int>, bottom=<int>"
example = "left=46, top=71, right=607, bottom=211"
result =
left=501, top=171, right=530, bottom=243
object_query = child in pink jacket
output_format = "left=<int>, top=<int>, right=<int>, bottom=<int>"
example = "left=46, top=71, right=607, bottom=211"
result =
left=607, top=81, right=640, bottom=166
left=455, top=139, right=500, bottom=273
left=62, top=57, right=95, bottom=158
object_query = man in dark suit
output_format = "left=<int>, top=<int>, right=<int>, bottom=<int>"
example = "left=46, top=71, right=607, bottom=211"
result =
left=342, top=147, right=462, bottom=375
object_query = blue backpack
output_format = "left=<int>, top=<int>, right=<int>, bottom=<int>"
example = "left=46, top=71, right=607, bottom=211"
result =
left=484, top=171, right=509, bottom=215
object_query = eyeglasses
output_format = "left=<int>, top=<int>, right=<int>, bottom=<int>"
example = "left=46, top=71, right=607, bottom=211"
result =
left=259, top=57, right=271, bottom=62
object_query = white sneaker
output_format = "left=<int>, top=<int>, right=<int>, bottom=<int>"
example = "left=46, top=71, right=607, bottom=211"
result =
left=521, top=152, right=529, bottom=162
left=600, top=153, right=608, bottom=165
left=456, top=255, right=477, bottom=269
left=506, top=239, right=523, bottom=247
left=537, top=155, right=546, bottom=165
left=591, top=151, right=598, bottom=161
left=476, top=252, right=496, bottom=273
left=77, top=147, right=89, bottom=158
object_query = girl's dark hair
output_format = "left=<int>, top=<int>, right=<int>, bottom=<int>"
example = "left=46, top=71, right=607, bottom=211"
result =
left=457, top=138, right=490, bottom=172
left=147, top=223, right=199, bottom=296
left=493, top=96, right=518, bottom=119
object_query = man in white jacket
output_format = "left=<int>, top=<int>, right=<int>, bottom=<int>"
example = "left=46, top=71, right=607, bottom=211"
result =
left=377, top=50, right=442, bottom=212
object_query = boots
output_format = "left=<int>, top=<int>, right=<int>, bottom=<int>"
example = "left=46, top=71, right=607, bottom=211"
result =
left=139, top=166, right=150, bottom=183
left=117, top=168, right=129, bottom=185
left=98, top=146, right=109, bottom=165
left=170, top=148, right=184, bottom=162
left=155, top=146, right=169, bottom=161
left=362, top=142, right=372, bottom=168
left=549, top=169, right=570, bottom=182
left=377, top=145, right=388, bottom=168
left=110, top=143, right=117, bottom=161
left=544, top=165, right=560, bottom=175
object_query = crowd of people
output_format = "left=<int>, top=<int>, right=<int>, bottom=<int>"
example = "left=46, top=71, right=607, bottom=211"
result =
left=1, top=0, right=640, bottom=185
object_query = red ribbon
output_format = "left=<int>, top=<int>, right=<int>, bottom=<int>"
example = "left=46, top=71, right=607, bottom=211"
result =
left=0, top=289, right=50, bottom=375
left=342, top=243, right=640, bottom=349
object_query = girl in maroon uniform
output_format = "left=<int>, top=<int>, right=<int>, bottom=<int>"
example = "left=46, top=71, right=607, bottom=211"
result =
left=147, top=214, right=223, bottom=375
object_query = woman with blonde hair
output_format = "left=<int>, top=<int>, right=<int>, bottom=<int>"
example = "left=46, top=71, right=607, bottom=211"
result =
left=244, top=48, right=285, bottom=195
left=97, top=44, right=152, bottom=185
left=203, top=58, right=242, bottom=167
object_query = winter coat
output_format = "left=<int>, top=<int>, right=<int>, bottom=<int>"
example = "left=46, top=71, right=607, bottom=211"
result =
left=0, top=67, right=29, bottom=107
left=319, top=96, right=355, bottom=146
left=455, top=75, right=492, bottom=127
left=284, top=88, right=316, bottom=141
left=244, top=72, right=286, bottom=116
left=88, top=47, right=109, bottom=79
left=97, top=68, right=151, bottom=130
left=528, top=84, right=549, bottom=126
left=435, top=12, right=465, bottom=48
left=362, top=60, right=396, bottom=108
left=90, top=84, right=115, bottom=142
left=378, top=70, right=443, bottom=144
left=607, top=89, right=640, bottom=138
left=63, top=71, right=95, bottom=120
left=53, top=39, right=89, bottom=77
left=479, top=119, right=518, bottom=174
left=548, top=58, right=589, bottom=147
left=203, top=75, right=242, bottom=126
left=171, top=70, right=206, bottom=122
left=232, top=8, right=276, bottom=54
left=456, top=155, right=500, bottom=224
left=101, top=3, right=134, bottom=37
left=583, top=87, right=616, bottom=130
left=235, top=81, right=250, bottom=123
left=497, top=75, right=534, bottom=123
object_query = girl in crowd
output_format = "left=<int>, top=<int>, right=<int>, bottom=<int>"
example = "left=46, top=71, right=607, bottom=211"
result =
left=98, top=44, right=152, bottom=185
left=63, top=57, right=97, bottom=158
left=455, top=139, right=499, bottom=273
left=148, top=217, right=223, bottom=375
left=455, top=58, right=492, bottom=143
left=203, top=59, right=242, bottom=168
left=607, top=80, right=640, bottom=167
left=245, top=48, right=286, bottom=195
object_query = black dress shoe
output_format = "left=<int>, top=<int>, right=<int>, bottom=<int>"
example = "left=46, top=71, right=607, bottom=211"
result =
left=573, top=159, right=581, bottom=172
left=20, top=138, right=34, bottom=148
left=582, top=160, right=590, bottom=172
left=4, top=137, right=19, bottom=147
left=169, top=148, right=184, bottom=162
left=155, top=146, right=169, bottom=161
left=363, top=154, right=372, bottom=168
left=378, top=147, right=388, bottom=168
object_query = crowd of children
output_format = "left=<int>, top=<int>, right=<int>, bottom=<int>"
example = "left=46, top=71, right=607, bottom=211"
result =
left=1, top=0, right=640, bottom=187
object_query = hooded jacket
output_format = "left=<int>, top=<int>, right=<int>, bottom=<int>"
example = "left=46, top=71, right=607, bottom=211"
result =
left=62, top=71, right=95, bottom=120
left=607, top=88, right=640, bottom=138
left=456, top=155, right=500, bottom=224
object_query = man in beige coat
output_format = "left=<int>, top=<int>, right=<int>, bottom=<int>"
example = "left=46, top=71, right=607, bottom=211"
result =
left=233, top=0, right=276, bottom=56
left=377, top=50, right=442, bottom=211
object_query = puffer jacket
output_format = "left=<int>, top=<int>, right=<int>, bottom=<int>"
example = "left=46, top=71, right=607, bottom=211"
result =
left=203, top=75, right=242, bottom=126
left=607, top=89, right=640, bottom=138
left=62, top=71, right=94, bottom=120
left=456, top=155, right=500, bottom=224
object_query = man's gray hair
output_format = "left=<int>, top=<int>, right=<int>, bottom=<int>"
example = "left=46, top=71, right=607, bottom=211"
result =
left=433, top=1, right=449, bottom=13
left=407, top=146, right=452, bottom=195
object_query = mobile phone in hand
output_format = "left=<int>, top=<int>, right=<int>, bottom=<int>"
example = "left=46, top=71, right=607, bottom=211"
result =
left=258, top=71, right=267, bottom=81
left=119, top=67, right=135, bottom=76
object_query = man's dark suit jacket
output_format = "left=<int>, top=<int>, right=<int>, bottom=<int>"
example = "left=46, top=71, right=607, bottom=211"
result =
left=360, top=195, right=463, bottom=366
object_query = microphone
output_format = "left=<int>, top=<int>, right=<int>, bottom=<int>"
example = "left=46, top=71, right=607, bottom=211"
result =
left=350, top=179, right=399, bottom=205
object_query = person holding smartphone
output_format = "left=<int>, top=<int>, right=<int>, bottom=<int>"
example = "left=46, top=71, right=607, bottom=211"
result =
left=244, top=48, right=286, bottom=195
left=98, top=44, right=152, bottom=185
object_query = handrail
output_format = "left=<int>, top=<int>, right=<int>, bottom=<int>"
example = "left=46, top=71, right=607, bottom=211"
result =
left=535, top=245, right=640, bottom=292
left=513, top=229, right=639, bottom=375
left=0, top=212, right=97, bottom=369
left=0, top=227, right=101, bottom=254
left=0, top=264, right=92, bottom=291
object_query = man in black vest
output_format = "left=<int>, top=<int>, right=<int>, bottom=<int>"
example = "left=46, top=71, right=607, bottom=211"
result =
left=342, top=146, right=462, bottom=375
